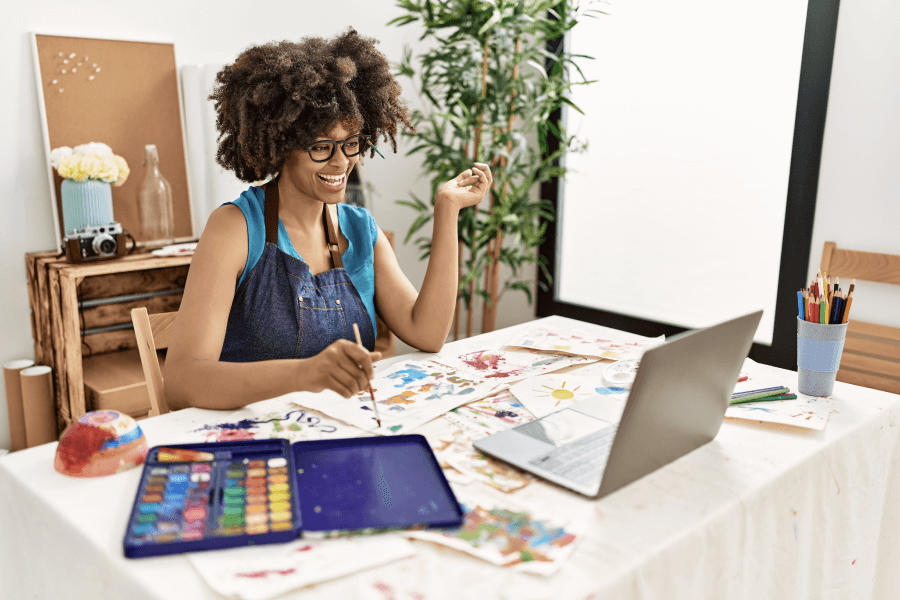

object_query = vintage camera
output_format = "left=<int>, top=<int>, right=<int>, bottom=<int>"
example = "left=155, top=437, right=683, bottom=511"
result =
left=63, top=223, right=128, bottom=263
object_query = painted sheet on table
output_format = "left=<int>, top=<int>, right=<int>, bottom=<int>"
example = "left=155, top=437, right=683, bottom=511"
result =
left=291, top=360, right=498, bottom=435
left=509, top=374, right=629, bottom=419
left=405, top=489, right=586, bottom=576
left=503, top=324, right=664, bottom=360
left=184, top=398, right=360, bottom=443
left=444, top=389, right=535, bottom=435
left=434, top=345, right=596, bottom=385
left=725, top=358, right=833, bottom=431
left=432, top=428, right=533, bottom=493
left=188, top=535, right=416, bottom=600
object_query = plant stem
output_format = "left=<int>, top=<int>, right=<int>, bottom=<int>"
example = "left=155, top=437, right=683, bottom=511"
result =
left=482, top=38, right=521, bottom=333
left=467, top=40, right=490, bottom=338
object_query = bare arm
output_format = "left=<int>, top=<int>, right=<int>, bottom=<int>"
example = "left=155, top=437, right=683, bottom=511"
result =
left=164, top=204, right=379, bottom=411
left=374, top=163, right=492, bottom=353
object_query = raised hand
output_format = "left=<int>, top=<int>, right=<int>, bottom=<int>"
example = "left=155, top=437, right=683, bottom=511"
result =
left=435, top=162, right=493, bottom=212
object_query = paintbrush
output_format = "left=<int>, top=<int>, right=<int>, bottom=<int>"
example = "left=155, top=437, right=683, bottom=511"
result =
left=352, top=323, right=381, bottom=428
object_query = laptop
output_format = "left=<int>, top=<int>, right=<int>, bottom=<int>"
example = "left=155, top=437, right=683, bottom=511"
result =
left=474, top=310, right=762, bottom=498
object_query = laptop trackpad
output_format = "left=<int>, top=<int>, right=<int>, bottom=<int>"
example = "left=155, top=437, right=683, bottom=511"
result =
left=518, top=409, right=610, bottom=447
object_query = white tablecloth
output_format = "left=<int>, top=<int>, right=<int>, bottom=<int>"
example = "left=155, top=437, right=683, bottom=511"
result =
left=2, top=316, right=899, bottom=600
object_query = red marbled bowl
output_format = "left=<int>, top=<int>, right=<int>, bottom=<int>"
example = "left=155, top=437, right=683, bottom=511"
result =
left=54, top=410, right=148, bottom=477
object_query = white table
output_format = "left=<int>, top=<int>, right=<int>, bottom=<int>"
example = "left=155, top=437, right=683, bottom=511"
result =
left=2, top=316, right=899, bottom=600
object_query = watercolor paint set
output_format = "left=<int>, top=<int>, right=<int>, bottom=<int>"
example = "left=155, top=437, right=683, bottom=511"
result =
left=124, top=436, right=463, bottom=558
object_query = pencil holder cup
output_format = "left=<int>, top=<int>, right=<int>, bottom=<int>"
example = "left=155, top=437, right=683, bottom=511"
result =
left=797, top=317, right=848, bottom=397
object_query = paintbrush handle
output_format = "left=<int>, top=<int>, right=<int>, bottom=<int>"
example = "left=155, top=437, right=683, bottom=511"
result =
left=352, top=323, right=381, bottom=426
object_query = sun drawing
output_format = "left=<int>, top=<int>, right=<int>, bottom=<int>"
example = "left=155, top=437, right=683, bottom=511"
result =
left=532, top=381, right=593, bottom=405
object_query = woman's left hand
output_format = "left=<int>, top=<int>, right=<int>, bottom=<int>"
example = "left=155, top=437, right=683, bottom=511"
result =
left=435, top=162, right=493, bottom=212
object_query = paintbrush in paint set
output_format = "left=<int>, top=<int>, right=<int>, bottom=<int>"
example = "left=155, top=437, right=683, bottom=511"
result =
left=353, top=323, right=382, bottom=427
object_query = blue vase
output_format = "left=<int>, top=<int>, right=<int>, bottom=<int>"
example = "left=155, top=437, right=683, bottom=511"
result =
left=61, top=179, right=114, bottom=233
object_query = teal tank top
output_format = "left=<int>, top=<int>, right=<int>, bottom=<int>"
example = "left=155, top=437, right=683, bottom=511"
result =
left=225, top=186, right=379, bottom=333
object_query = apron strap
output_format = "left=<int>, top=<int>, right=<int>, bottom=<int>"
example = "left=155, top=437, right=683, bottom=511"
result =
left=263, top=176, right=344, bottom=269
left=263, top=177, right=279, bottom=245
left=324, top=204, right=343, bottom=269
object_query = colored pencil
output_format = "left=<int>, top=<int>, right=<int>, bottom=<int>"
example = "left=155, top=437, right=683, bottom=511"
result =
left=730, top=394, right=798, bottom=406
left=731, top=386, right=791, bottom=402
left=352, top=323, right=381, bottom=427
left=842, top=291, right=854, bottom=324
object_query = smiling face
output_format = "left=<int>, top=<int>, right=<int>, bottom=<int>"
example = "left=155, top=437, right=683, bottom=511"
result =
left=280, top=121, right=361, bottom=206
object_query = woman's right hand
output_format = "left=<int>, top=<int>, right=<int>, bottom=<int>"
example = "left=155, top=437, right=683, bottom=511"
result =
left=305, top=339, right=382, bottom=398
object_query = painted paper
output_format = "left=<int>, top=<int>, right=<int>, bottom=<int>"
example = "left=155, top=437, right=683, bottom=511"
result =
left=188, top=535, right=415, bottom=600
left=503, top=324, right=663, bottom=360
left=432, top=428, right=533, bottom=493
left=725, top=358, right=833, bottom=431
left=184, top=398, right=359, bottom=443
left=444, top=389, right=535, bottom=434
left=434, top=346, right=595, bottom=385
left=291, top=360, right=498, bottom=435
left=405, top=491, right=584, bottom=576
left=510, top=374, right=628, bottom=419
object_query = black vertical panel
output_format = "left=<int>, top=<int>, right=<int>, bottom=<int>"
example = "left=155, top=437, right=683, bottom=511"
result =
left=537, top=0, right=842, bottom=369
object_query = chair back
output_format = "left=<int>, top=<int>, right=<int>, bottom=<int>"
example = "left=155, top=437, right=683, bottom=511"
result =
left=820, top=241, right=900, bottom=394
left=131, top=308, right=178, bottom=416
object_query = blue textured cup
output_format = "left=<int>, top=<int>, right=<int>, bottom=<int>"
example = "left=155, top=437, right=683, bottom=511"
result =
left=797, top=317, right=848, bottom=397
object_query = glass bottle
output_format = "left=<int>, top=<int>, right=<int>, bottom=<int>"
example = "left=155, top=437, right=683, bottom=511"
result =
left=138, top=144, right=174, bottom=245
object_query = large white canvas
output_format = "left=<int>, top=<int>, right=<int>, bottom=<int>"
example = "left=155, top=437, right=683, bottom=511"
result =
left=558, top=0, right=810, bottom=345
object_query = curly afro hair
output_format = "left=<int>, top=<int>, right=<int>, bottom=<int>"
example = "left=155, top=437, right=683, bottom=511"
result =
left=209, top=28, right=416, bottom=182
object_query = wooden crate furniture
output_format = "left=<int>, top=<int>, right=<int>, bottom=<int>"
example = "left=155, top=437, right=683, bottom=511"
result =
left=25, top=251, right=190, bottom=430
left=820, top=241, right=900, bottom=394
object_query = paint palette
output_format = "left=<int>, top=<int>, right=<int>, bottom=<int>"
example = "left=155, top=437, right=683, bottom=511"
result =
left=124, top=440, right=299, bottom=558
left=124, top=436, right=463, bottom=558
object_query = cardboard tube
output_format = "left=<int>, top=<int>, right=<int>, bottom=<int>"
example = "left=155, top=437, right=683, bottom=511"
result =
left=20, top=365, right=58, bottom=448
left=3, top=359, right=35, bottom=451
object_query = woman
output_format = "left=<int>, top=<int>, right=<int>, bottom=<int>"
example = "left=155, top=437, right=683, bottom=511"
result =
left=164, top=29, right=491, bottom=410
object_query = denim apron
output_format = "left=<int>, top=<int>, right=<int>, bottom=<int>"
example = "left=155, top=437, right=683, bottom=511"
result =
left=219, top=178, right=376, bottom=362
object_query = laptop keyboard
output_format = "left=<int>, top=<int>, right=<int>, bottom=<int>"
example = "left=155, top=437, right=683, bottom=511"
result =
left=528, top=426, right=618, bottom=486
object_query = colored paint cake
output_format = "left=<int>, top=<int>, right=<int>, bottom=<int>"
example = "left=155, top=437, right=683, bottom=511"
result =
left=54, top=410, right=148, bottom=478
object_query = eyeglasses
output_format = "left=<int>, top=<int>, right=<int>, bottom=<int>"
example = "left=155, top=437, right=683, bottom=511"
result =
left=306, top=134, right=384, bottom=163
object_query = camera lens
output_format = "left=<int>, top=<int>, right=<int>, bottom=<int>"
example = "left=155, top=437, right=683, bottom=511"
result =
left=92, top=233, right=117, bottom=256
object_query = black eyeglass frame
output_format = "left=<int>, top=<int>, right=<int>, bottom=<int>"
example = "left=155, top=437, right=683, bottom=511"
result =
left=306, top=134, right=374, bottom=163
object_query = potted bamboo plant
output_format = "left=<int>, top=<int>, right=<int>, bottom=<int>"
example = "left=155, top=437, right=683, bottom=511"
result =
left=391, top=0, right=599, bottom=337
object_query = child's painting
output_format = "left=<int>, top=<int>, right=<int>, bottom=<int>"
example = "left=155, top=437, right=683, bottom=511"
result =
left=509, top=374, right=626, bottom=418
left=188, top=535, right=415, bottom=600
left=291, top=360, right=498, bottom=435
left=184, top=398, right=359, bottom=443
left=432, top=428, right=533, bottom=493
left=444, top=389, right=535, bottom=434
left=435, top=346, right=595, bottom=384
left=503, top=324, right=663, bottom=360
left=405, top=491, right=584, bottom=576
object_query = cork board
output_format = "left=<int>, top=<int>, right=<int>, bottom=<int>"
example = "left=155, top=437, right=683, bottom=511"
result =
left=32, top=34, right=193, bottom=245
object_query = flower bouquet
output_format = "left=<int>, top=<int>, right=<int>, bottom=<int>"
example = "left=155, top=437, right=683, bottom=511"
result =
left=50, top=142, right=129, bottom=234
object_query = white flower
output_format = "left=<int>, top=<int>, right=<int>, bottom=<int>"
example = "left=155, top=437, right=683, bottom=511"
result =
left=49, top=146, right=73, bottom=169
left=73, top=142, right=113, bottom=157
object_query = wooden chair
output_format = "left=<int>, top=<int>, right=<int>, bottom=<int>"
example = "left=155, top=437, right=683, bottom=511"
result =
left=131, top=308, right=178, bottom=416
left=820, top=241, right=900, bottom=394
